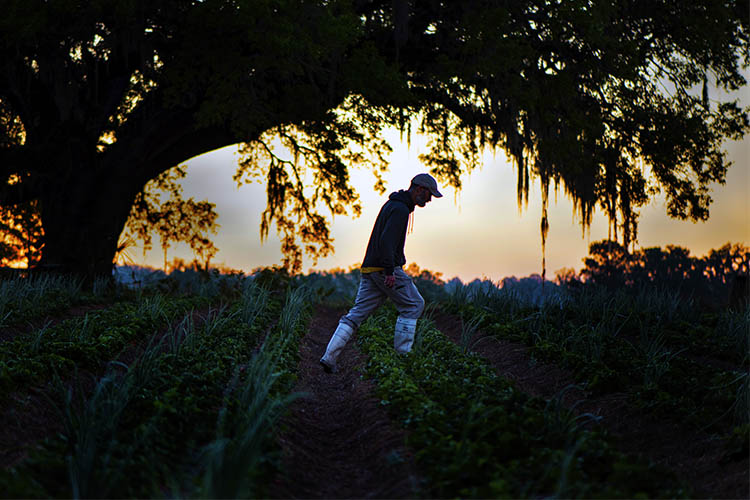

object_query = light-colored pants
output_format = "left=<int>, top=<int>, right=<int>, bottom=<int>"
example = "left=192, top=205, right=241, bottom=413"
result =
left=340, top=267, right=425, bottom=330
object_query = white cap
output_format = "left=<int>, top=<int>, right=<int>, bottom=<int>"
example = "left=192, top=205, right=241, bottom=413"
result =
left=411, top=173, right=443, bottom=198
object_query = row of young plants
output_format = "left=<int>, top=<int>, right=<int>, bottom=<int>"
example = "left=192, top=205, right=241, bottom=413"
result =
left=0, top=268, right=286, bottom=398
left=357, top=305, right=687, bottom=498
left=444, top=284, right=749, bottom=448
left=0, top=282, right=313, bottom=498
left=0, top=292, right=212, bottom=400
left=451, top=281, right=748, bottom=367
left=0, top=274, right=100, bottom=330
left=0, top=267, right=261, bottom=332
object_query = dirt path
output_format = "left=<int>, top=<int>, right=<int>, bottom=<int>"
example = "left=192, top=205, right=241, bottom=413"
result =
left=271, top=305, right=420, bottom=499
left=433, top=311, right=749, bottom=499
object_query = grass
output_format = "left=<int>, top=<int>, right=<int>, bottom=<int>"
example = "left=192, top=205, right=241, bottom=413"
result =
left=0, top=274, right=83, bottom=326
left=135, top=293, right=170, bottom=325
left=196, top=284, right=311, bottom=498
left=67, top=314, right=96, bottom=344
left=459, top=310, right=486, bottom=353
left=29, top=320, right=53, bottom=354
left=164, top=311, right=198, bottom=356
left=127, top=331, right=165, bottom=389
left=568, top=323, right=606, bottom=362
left=262, top=286, right=312, bottom=358
left=240, top=280, right=270, bottom=326
left=51, top=365, right=137, bottom=499
left=543, top=385, right=602, bottom=436
left=733, top=373, right=749, bottom=427
left=716, top=304, right=750, bottom=362
left=198, top=350, right=300, bottom=498
left=634, top=318, right=687, bottom=388
left=0, top=293, right=212, bottom=403
left=200, top=305, right=238, bottom=338
left=0, top=274, right=82, bottom=306
left=445, top=277, right=747, bottom=435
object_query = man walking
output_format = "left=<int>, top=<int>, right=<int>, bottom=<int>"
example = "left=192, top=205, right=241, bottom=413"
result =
left=320, top=173, right=442, bottom=373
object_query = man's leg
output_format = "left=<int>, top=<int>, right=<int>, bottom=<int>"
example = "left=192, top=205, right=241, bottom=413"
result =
left=320, top=274, right=386, bottom=372
left=387, top=268, right=425, bottom=353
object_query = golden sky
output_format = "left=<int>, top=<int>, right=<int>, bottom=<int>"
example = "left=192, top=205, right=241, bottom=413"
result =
left=130, top=84, right=749, bottom=283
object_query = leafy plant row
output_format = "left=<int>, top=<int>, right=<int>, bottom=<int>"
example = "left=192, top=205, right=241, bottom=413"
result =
left=446, top=285, right=749, bottom=433
left=357, top=305, right=687, bottom=499
left=0, top=283, right=313, bottom=499
left=0, top=293, right=211, bottom=400
left=456, top=282, right=747, bottom=366
left=0, top=274, right=95, bottom=330
left=0, top=267, right=265, bottom=332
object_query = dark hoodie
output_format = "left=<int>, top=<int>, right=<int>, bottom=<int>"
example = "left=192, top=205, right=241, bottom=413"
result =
left=361, top=190, right=415, bottom=275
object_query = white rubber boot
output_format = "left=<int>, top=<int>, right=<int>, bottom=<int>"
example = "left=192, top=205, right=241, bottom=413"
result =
left=394, top=316, right=417, bottom=354
left=320, top=322, right=354, bottom=373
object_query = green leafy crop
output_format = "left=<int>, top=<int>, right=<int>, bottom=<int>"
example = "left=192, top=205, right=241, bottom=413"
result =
left=357, top=305, right=687, bottom=498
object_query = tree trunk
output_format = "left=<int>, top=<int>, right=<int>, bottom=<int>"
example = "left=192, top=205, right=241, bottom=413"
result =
left=36, top=164, right=141, bottom=280
left=29, top=101, right=247, bottom=282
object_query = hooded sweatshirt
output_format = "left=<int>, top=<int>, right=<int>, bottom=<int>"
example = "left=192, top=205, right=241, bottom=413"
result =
left=361, top=190, right=415, bottom=275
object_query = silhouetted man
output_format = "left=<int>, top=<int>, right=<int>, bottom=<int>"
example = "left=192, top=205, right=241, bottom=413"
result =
left=320, top=173, right=442, bottom=373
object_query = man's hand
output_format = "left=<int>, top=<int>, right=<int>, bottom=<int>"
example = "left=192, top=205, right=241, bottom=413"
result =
left=384, top=274, right=396, bottom=288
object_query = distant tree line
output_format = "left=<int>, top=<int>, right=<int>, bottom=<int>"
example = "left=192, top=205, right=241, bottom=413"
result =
left=382, top=246, right=749, bottom=309
left=558, top=240, right=749, bottom=307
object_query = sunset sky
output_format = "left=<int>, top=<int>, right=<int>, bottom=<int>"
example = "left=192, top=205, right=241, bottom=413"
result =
left=128, top=82, right=749, bottom=283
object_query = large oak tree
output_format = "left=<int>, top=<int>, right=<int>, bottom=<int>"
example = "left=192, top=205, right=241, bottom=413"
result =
left=1, top=0, right=748, bottom=278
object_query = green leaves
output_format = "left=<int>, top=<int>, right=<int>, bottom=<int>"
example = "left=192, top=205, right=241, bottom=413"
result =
left=357, top=305, right=683, bottom=498
left=0, top=274, right=83, bottom=327
left=197, top=293, right=307, bottom=498
left=0, top=294, right=210, bottom=399
left=448, top=275, right=748, bottom=432
left=0, top=276, right=313, bottom=499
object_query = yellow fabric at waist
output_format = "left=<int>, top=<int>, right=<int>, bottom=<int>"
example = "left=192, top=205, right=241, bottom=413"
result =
left=360, top=266, right=385, bottom=274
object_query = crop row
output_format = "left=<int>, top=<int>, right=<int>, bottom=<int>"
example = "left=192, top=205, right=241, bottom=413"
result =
left=0, top=293, right=212, bottom=400
left=0, top=283, right=312, bottom=498
left=0, top=269, right=263, bottom=332
left=0, top=274, right=99, bottom=330
left=357, top=305, right=686, bottom=498
left=450, top=283, right=748, bottom=366
left=444, top=286, right=749, bottom=434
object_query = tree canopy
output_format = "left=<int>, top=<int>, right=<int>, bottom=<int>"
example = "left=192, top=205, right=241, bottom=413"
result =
left=567, top=239, right=749, bottom=306
left=1, top=0, right=748, bottom=277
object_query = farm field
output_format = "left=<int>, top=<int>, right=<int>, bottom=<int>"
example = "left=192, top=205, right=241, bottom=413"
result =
left=0, top=266, right=747, bottom=499
left=2, top=2, right=749, bottom=498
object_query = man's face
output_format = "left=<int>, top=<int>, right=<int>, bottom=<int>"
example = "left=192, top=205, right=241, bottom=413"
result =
left=415, top=186, right=432, bottom=207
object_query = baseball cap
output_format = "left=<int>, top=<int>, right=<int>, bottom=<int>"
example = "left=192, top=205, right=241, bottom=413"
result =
left=411, top=173, right=443, bottom=198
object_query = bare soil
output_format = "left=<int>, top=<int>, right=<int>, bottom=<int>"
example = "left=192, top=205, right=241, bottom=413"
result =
left=270, top=305, right=420, bottom=499
left=433, top=311, right=750, bottom=499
